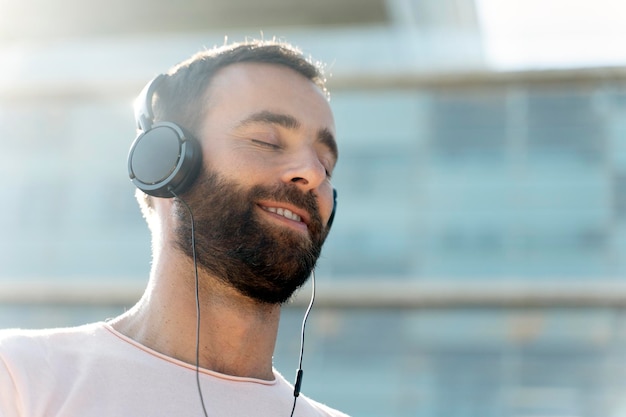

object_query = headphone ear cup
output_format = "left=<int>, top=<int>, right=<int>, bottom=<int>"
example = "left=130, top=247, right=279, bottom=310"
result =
left=127, top=122, right=202, bottom=198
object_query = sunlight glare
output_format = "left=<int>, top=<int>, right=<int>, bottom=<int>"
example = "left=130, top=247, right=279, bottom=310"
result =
left=476, top=0, right=626, bottom=69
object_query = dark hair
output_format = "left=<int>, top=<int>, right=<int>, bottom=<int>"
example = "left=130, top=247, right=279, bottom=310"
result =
left=152, top=39, right=328, bottom=138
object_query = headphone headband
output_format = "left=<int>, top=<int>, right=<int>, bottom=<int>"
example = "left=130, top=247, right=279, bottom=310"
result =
left=135, top=74, right=166, bottom=132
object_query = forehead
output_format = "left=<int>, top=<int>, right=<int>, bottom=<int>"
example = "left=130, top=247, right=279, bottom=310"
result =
left=204, top=62, right=335, bottom=132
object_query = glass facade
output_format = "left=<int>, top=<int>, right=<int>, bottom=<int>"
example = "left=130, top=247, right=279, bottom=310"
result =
left=322, top=83, right=626, bottom=282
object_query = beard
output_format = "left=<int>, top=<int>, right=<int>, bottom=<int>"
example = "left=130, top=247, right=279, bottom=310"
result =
left=173, top=169, right=329, bottom=305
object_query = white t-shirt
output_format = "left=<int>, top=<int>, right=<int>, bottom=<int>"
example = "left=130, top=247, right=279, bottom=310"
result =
left=0, top=322, right=348, bottom=417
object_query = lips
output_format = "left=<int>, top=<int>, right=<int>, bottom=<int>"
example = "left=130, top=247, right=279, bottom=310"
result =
left=260, top=206, right=301, bottom=222
left=257, top=202, right=310, bottom=227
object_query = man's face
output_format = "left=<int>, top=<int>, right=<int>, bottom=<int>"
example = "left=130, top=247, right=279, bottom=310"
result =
left=175, top=63, right=337, bottom=304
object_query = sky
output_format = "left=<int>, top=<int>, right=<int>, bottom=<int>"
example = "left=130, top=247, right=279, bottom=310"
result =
left=476, top=0, right=626, bottom=70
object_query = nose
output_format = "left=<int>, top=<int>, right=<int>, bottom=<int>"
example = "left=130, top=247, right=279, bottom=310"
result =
left=281, top=149, right=328, bottom=192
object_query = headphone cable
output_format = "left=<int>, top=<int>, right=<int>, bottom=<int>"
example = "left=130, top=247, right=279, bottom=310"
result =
left=171, top=192, right=209, bottom=417
left=290, top=269, right=316, bottom=417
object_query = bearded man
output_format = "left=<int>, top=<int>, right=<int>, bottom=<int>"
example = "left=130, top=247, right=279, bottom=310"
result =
left=0, top=40, right=347, bottom=417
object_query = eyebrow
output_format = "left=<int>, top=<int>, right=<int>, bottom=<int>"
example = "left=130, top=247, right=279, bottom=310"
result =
left=238, top=110, right=338, bottom=162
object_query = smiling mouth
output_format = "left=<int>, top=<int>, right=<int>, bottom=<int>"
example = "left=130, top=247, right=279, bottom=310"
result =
left=260, top=206, right=302, bottom=222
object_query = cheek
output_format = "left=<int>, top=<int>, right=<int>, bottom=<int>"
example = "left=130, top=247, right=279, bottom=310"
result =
left=203, top=148, right=255, bottom=181
left=320, top=184, right=336, bottom=222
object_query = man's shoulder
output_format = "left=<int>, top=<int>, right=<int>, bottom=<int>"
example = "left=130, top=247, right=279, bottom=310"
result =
left=272, top=371, right=350, bottom=417
left=0, top=322, right=106, bottom=359
left=296, top=397, right=349, bottom=417
left=0, top=321, right=105, bottom=341
left=299, top=396, right=351, bottom=417
left=0, top=323, right=115, bottom=416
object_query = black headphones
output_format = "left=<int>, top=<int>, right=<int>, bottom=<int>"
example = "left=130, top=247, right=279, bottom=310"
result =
left=127, top=74, right=337, bottom=228
left=127, top=74, right=203, bottom=198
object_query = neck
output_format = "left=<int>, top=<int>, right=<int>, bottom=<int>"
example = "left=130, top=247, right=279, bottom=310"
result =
left=110, top=248, right=280, bottom=381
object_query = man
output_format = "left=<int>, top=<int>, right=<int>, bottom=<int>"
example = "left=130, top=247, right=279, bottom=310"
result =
left=0, top=40, right=348, bottom=417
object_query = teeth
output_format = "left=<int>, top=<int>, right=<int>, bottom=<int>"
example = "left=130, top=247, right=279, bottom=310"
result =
left=263, top=206, right=302, bottom=222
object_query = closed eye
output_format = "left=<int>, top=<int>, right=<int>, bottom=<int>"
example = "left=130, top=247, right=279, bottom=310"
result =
left=320, top=155, right=335, bottom=179
left=322, top=162, right=333, bottom=179
left=251, top=139, right=281, bottom=150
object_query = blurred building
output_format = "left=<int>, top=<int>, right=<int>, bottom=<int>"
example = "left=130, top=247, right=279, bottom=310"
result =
left=2, top=0, right=626, bottom=416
